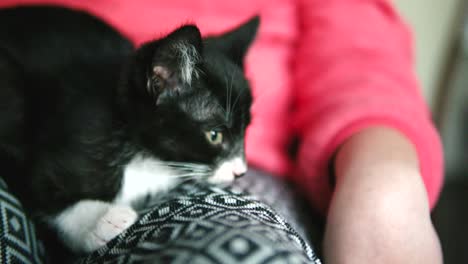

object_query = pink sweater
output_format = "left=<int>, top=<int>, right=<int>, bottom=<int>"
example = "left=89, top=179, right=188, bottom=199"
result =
left=2, top=0, right=443, bottom=214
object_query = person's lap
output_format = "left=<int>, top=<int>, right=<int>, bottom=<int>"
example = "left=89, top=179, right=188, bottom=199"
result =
left=0, top=170, right=323, bottom=264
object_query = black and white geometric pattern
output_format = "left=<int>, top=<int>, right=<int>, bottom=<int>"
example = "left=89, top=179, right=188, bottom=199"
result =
left=0, top=170, right=322, bottom=263
left=0, top=178, right=44, bottom=264
left=78, top=181, right=322, bottom=264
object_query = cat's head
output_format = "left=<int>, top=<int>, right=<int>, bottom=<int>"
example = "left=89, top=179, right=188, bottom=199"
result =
left=119, top=17, right=259, bottom=184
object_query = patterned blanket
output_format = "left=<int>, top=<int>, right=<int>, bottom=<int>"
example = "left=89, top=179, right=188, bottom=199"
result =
left=0, top=172, right=322, bottom=264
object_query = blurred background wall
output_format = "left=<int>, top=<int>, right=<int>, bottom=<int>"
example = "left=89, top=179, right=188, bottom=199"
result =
left=395, top=0, right=467, bottom=180
left=395, top=0, right=464, bottom=109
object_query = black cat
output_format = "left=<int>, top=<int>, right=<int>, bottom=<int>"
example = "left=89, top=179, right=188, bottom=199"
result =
left=0, top=6, right=258, bottom=252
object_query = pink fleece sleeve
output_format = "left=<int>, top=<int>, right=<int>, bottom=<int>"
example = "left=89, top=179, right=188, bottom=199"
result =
left=292, top=0, right=443, bottom=214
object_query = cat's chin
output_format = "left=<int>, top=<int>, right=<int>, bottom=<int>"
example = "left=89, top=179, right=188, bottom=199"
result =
left=208, top=157, right=247, bottom=185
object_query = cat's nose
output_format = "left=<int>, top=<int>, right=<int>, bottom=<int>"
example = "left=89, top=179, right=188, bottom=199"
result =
left=232, top=158, right=247, bottom=179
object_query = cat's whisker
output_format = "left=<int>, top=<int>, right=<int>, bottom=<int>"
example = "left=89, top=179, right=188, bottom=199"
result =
left=168, top=165, right=211, bottom=171
left=167, top=164, right=211, bottom=171
left=224, top=75, right=230, bottom=121
left=213, top=100, right=228, bottom=117
left=224, top=71, right=236, bottom=122
left=172, top=170, right=209, bottom=175
left=151, top=161, right=209, bottom=167
left=167, top=166, right=212, bottom=173
left=146, top=161, right=212, bottom=174
left=227, top=71, right=234, bottom=120
left=172, top=173, right=212, bottom=179
left=230, top=84, right=247, bottom=121
left=164, top=163, right=208, bottom=168
left=173, top=173, right=207, bottom=178
left=165, top=162, right=208, bottom=167
left=164, top=164, right=207, bottom=168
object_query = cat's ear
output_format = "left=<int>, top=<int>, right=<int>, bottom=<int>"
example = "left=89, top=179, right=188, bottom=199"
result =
left=143, top=25, right=203, bottom=102
left=205, top=16, right=260, bottom=68
left=151, top=25, right=202, bottom=84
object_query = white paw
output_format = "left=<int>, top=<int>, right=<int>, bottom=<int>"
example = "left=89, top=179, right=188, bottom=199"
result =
left=84, top=205, right=138, bottom=252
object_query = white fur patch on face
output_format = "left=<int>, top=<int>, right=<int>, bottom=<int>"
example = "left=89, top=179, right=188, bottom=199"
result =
left=173, top=42, right=200, bottom=84
left=115, top=154, right=179, bottom=205
left=209, top=157, right=247, bottom=184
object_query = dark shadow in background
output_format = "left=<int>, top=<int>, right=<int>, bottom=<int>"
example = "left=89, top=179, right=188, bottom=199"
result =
left=433, top=176, right=468, bottom=264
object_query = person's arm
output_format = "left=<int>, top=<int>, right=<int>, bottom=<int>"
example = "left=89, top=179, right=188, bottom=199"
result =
left=325, top=126, right=442, bottom=263
left=292, top=0, right=444, bottom=262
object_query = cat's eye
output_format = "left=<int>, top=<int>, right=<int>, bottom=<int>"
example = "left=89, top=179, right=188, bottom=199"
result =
left=205, top=130, right=223, bottom=146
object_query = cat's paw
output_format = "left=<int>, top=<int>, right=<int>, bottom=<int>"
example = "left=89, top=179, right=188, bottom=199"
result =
left=84, top=205, right=138, bottom=252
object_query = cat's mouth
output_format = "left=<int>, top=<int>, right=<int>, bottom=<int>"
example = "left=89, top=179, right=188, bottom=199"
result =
left=208, top=157, right=247, bottom=184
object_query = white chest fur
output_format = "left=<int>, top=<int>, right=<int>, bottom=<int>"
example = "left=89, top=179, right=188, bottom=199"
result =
left=114, top=154, right=178, bottom=205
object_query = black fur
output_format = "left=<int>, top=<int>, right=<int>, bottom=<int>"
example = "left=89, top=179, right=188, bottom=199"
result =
left=0, top=5, right=258, bottom=218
